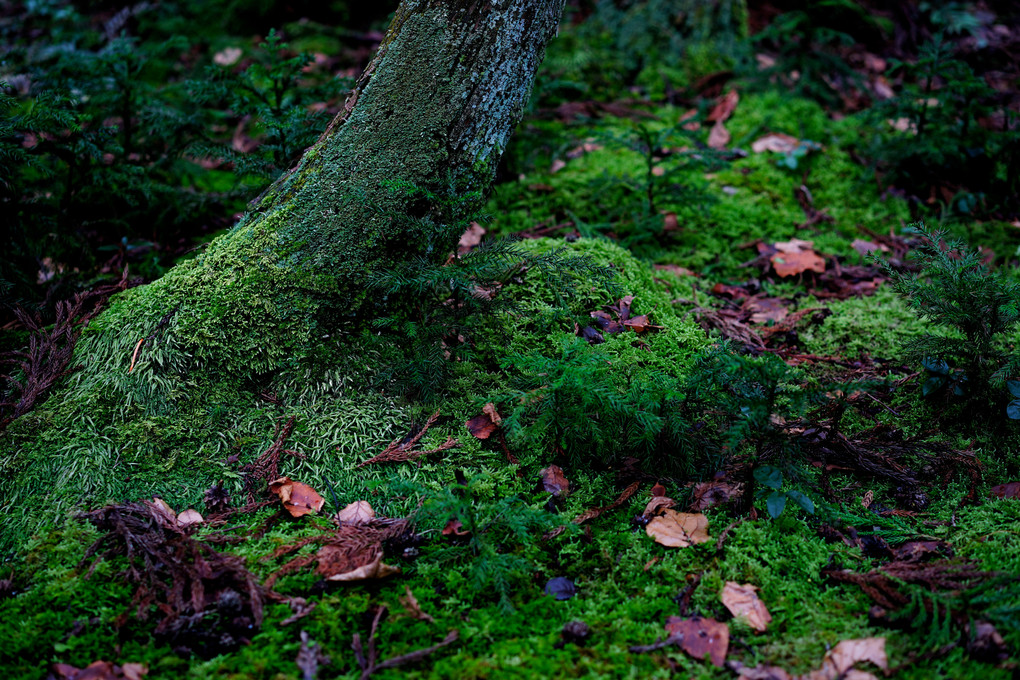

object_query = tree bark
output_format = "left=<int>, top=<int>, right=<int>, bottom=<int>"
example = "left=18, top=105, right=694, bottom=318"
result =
left=104, top=0, right=565, bottom=376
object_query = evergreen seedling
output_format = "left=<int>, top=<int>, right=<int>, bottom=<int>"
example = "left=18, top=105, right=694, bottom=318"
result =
left=880, top=224, right=1020, bottom=415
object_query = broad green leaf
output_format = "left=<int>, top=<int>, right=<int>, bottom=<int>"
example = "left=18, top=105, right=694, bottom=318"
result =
left=754, top=465, right=783, bottom=490
left=766, top=492, right=786, bottom=518
left=786, top=490, right=815, bottom=514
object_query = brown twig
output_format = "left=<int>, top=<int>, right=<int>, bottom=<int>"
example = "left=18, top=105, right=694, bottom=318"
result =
left=357, top=410, right=459, bottom=467
left=545, top=481, right=642, bottom=539
left=241, top=416, right=303, bottom=500
left=629, top=633, right=685, bottom=653
left=352, top=606, right=458, bottom=679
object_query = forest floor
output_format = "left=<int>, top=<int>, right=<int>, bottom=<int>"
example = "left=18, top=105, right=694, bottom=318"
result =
left=2, top=2, right=1020, bottom=679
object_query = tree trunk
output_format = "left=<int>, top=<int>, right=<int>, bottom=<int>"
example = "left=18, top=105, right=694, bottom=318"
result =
left=0, top=0, right=565, bottom=547
left=116, top=0, right=564, bottom=376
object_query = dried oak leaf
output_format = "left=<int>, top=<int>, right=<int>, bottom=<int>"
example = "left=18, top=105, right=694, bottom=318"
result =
left=721, top=582, right=772, bottom=633
left=465, top=403, right=502, bottom=440
left=540, top=464, right=570, bottom=498
left=316, top=545, right=399, bottom=582
left=646, top=510, right=710, bottom=547
left=770, top=239, right=825, bottom=277
left=337, top=501, right=375, bottom=525
left=269, top=477, right=325, bottom=518
left=665, top=615, right=729, bottom=667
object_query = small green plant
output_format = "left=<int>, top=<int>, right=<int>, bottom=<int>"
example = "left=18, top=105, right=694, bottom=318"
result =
left=753, top=464, right=815, bottom=518
left=499, top=336, right=694, bottom=472
left=579, top=120, right=725, bottom=254
left=366, top=182, right=616, bottom=401
left=395, top=473, right=568, bottom=612
left=881, top=224, right=1020, bottom=415
left=188, top=29, right=349, bottom=178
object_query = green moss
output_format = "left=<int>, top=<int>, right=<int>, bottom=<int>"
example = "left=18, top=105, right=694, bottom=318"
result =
left=800, top=286, right=932, bottom=359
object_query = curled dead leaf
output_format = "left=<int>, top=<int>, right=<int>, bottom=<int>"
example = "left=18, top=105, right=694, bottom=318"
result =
left=317, top=546, right=399, bottom=582
left=642, top=496, right=676, bottom=518
left=721, top=582, right=772, bottom=632
left=269, top=477, right=325, bottom=518
left=646, top=510, right=710, bottom=547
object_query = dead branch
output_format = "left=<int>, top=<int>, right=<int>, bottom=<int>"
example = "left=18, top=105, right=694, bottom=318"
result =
left=358, top=410, right=459, bottom=467
left=352, top=606, right=458, bottom=679
left=1, top=268, right=131, bottom=430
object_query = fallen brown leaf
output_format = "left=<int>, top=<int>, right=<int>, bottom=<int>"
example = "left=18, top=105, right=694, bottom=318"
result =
left=540, top=464, right=570, bottom=498
left=654, top=263, right=696, bottom=277
left=48, top=661, right=148, bottom=680
left=721, top=582, right=772, bottom=632
left=990, top=481, right=1020, bottom=499
left=751, top=133, right=801, bottom=154
left=457, top=222, right=485, bottom=254
left=770, top=239, right=825, bottom=277
left=689, top=480, right=743, bottom=511
left=646, top=510, right=710, bottom=547
left=466, top=403, right=502, bottom=440
left=708, top=121, right=731, bottom=149
left=801, top=637, right=887, bottom=680
left=642, top=496, right=676, bottom=517
left=665, top=616, right=729, bottom=667
left=317, top=547, right=399, bottom=582
left=337, top=500, right=375, bottom=525
left=442, top=519, right=470, bottom=537
left=175, top=509, right=204, bottom=527
left=707, top=90, right=739, bottom=123
left=269, top=477, right=325, bottom=518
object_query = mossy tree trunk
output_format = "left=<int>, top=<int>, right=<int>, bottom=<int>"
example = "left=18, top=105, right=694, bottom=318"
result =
left=118, top=0, right=565, bottom=376
left=0, top=0, right=565, bottom=547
